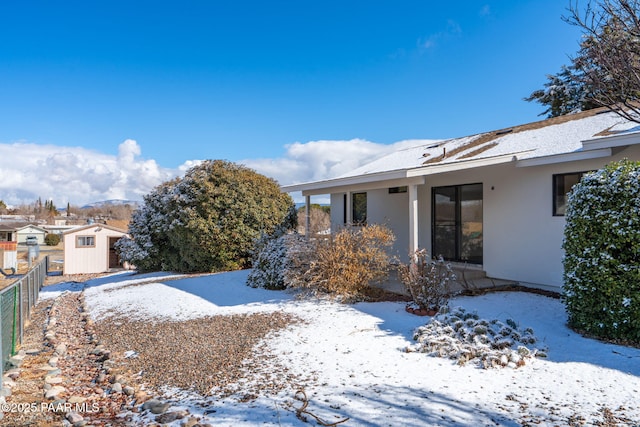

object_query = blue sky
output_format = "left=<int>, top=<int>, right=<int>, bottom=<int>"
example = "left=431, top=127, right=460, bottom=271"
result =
left=0, top=1, right=584, bottom=205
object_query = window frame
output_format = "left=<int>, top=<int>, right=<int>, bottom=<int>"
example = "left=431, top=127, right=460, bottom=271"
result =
left=552, top=171, right=588, bottom=216
left=76, top=235, right=96, bottom=248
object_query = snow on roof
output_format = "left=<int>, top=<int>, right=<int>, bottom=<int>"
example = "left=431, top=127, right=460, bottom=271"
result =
left=337, top=108, right=638, bottom=180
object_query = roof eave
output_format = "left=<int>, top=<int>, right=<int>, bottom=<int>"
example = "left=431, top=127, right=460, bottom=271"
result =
left=581, top=129, right=640, bottom=150
left=516, top=148, right=613, bottom=168
left=281, top=169, right=410, bottom=194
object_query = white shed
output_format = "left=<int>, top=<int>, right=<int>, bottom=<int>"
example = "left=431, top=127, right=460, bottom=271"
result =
left=63, top=224, right=128, bottom=275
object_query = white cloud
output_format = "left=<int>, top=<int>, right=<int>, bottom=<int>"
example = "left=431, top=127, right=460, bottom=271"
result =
left=0, top=137, right=438, bottom=208
left=0, top=140, right=178, bottom=207
left=242, top=138, right=438, bottom=199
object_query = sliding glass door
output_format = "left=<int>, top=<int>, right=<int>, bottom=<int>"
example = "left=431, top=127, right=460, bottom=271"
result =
left=432, top=183, right=483, bottom=264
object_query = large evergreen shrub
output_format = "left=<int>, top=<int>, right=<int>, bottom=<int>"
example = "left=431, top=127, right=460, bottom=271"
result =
left=562, top=159, right=640, bottom=343
left=116, top=160, right=294, bottom=273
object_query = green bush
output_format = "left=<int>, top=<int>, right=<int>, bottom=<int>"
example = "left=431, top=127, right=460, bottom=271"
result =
left=562, top=159, right=640, bottom=343
left=44, top=233, right=61, bottom=246
left=116, top=160, right=294, bottom=273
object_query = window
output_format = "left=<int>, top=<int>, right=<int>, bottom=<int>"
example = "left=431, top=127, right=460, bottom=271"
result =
left=432, top=183, right=483, bottom=264
left=76, top=235, right=95, bottom=248
left=553, top=172, right=587, bottom=216
left=352, top=192, right=367, bottom=225
left=388, top=186, right=408, bottom=194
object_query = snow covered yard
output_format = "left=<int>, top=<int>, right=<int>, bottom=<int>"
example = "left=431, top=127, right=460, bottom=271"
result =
left=42, top=270, right=640, bottom=426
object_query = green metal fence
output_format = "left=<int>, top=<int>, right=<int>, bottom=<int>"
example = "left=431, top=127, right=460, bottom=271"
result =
left=0, top=257, right=48, bottom=381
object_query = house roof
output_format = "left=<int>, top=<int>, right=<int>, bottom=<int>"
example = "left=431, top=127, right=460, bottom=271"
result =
left=0, top=222, right=40, bottom=232
left=16, top=224, right=48, bottom=233
left=62, top=224, right=128, bottom=236
left=282, top=107, right=640, bottom=195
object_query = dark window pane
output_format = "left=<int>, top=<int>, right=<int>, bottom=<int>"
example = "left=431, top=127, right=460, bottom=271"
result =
left=553, top=172, right=586, bottom=216
left=352, top=192, right=367, bottom=225
left=433, top=183, right=483, bottom=264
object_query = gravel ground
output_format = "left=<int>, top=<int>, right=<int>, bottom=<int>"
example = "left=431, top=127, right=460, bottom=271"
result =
left=93, top=312, right=303, bottom=398
left=1, top=274, right=306, bottom=426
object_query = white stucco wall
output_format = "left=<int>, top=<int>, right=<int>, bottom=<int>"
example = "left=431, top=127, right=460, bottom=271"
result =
left=327, top=144, right=640, bottom=290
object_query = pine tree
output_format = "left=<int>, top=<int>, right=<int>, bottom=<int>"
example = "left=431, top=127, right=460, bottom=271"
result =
left=526, top=0, right=640, bottom=122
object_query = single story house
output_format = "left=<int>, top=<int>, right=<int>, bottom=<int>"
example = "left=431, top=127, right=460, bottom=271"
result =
left=282, top=108, right=640, bottom=291
left=63, top=224, right=128, bottom=275
left=0, top=222, right=47, bottom=244
left=16, top=224, right=48, bottom=245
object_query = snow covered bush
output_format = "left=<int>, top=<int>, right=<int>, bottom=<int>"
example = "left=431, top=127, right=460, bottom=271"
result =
left=562, top=159, right=640, bottom=343
left=247, top=233, right=291, bottom=290
left=406, top=307, right=547, bottom=368
left=398, top=249, right=456, bottom=312
left=116, top=160, right=294, bottom=273
left=288, top=224, right=395, bottom=300
left=563, top=160, right=640, bottom=343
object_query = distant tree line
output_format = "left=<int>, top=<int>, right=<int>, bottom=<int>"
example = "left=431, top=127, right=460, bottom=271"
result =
left=0, top=197, right=136, bottom=223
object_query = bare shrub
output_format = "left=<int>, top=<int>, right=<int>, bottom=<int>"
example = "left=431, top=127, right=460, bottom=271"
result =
left=288, top=224, right=395, bottom=300
left=398, top=249, right=456, bottom=311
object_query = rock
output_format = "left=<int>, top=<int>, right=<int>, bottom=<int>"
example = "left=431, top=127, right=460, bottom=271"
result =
left=123, top=386, right=135, bottom=396
left=45, top=368, right=62, bottom=377
left=134, top=390, right=148, bottom=403
left=111, top=374, right=124, bottom=384
left=155, top=410, right=188, bottom=424
left=45, top=376, right=64, bottom=384
left=111, top=382, right=122, bottom=393
left=182, top=416, right=199, bottom=427
left=142, top=399, right=171, bottom=414
left=91, top=345, right=105, bottom=355
left=44, top=383, right=52, bottom=391
left=48, top=356, right=59, bottom=367
left=55, top=343, right=67, bottom=356
left=8, top=354, right=25, bottom=368
left=24, top=348, right=41, bottom=355
left=4, top=369, right=20, bottom=380
left=45, top=385, right=66, bottom=400
left=66, top=411, right=84, bottom=424
left=68, top=395, right=86, bottom=404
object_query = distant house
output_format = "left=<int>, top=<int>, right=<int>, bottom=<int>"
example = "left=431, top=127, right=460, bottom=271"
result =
left=282, top=108, right=640, bottom=291
left=16, top=224, right=47, bottom=245
left=63, top=224, right=128, bottom=275
left=0, top=222, right=47, bottom=244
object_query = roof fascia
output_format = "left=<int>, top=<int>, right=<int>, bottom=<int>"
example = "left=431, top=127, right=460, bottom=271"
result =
left=582, top=130, right=640, bottom=150
left=406, top=152, right=523, bottom=177
left=281, top=170, right=409, bottom=194
left=516, top=148, right=612, bottom=168
left=300, top=176, right=426, bottom=196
